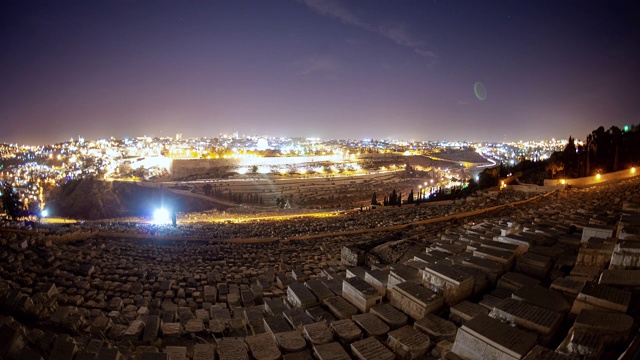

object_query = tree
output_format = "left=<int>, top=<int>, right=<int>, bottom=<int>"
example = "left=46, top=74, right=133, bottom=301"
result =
left=203, top=183, right=212, bottom=196
left=388, top=189, right=398, bottom=206
left=371, top=192, right=378, bottom=205
left=250, top=165, right=259, bottom=174
left=1, top=182, right=23, bottom=220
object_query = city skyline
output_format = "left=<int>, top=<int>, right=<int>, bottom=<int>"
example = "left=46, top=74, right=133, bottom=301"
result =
left=1, top=0, right=639, bottom=145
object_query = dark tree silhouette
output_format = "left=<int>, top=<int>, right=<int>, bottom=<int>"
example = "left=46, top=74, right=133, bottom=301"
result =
left=371, top=192, right=378, bottom=205
left=203, top=183, right=212, bottom=196
left=1, top=182, right=23, bottom=220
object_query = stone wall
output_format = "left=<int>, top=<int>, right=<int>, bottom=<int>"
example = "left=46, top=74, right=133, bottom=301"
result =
left=544, top=168, right=639, bottom=187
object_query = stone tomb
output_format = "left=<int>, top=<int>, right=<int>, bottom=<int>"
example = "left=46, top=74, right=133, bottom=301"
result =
left=512, top=285, right=570, bottom=313
left=364, top=269, right=390, bottom=297
left=515, top=252, right=552, bottom=279
left=421, top=263, right=474, bottom=306
left=598, top=269, right=640, bottom=287
left=351, top=312, right=390, bottom=338
left=217, top=338, right=248, bottom=360
left=489, top=298, right=562, bottom=337
left=275, top=331, right=308, bottom=353
left=576, top=242, right=615, bottom=268
left=573, top=309, right=634, bottom=345
left=164, top=346, right=187, bottom=360
left=351, top=337, right=396, bottom=360
left=264, top=298, right=288, bottom=317
left=452, top=314, right=537, bottom=360
left=303, top=322, right=334, bottom=345
left=449, top=300, right=489, bottom=325
left=556, top=328, right=604, bottom=359
left=580, top=225, right=614, bottom=243
left=570, top=282, right=632, bottom=314
left=497, top=272, right=540, bottom=292
left=304, top=280, right=334, bottom=301
left=283, top=308, right=315, bottom=328
left=414, top=313, right=457, bottom=342
left=609, top=240, right=640, bottom=269
left=330, top=319, right=362, bottom=344
left=323, top=296, right=358, bottom=320
left=313, top=342, right=351, bottom=360
left=342, top=277, right=383, bottom=313
left=390, top=282, right=443, bottom=320
left=305, top=306, right=336, bottom=322
left=287, top=283, right=318, bottom=309
left=245, top=332, right=281, bottom=360
left=550, top=277, right=585, bottom=299
left=387, top=325, right=431, bottom=360
left=369, top=303, right=408, bottom=329
left=264, top=315, right=292, bottom=335
left=522, top=345, right=574, bottom=360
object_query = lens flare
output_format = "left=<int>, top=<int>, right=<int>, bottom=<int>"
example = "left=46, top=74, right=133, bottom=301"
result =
left=474, top=82, right=487, bottom=101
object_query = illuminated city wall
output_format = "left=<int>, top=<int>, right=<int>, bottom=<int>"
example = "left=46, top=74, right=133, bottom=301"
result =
left=171, top=158, right=240, bottom=179
left=543, top=167, right=639, bottom=187
left=171, top=155, right=343, bottom=179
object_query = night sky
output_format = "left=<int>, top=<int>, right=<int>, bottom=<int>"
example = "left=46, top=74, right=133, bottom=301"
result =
left=1, top=1, right=639, bottom=145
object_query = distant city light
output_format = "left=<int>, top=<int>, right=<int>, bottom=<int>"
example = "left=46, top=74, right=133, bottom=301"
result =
left=153, top=208, right=171, bottom=225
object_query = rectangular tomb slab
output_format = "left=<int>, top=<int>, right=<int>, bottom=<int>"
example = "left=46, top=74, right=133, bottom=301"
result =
left=163, top=346, right=187, bottom=360
left=422, top=263, right=474, bottom=306
left=572, top=283, right=632, bottom=314
left=264, top=298, right=288, bottom=317
left=489, top=298, right=562, bottom=336
left=264, top=315, right=293, bottom=334
left=303, top=322, right=334, bottom=345
left=305, top=306, right=336, bottom=322
left=275, top=330, right=308, bottom=353
left=511, top=285, right=570, bottom=313
left=193, top=343, right=216, bottom=360
left=414, top=313, right=457, bottom=342
left=330, top=319, right=362, bottom=344
left=352, top=313, right=390, bottom=337
left=550, top=277, right=585, bottom=297
left=305, top=279, right=335, bottom=301
left=369, top=303, right=408, bottom=329
left=390, top=282, right=443, bottom=320
left=287, top=283, right=318, bottom=309
left=599, top=269, right=640, bottom=287
left=351, top=337, right=395, bottom=360
left=217, top=338, right=248, bottom=360
left=323, top=296, right=358, bottom=320
left=573, top=309, right=634, bottom=345
left=283, top=308, right=315, bottom=328
left=313, top=342, right=351, bottom=360
left=522, top=345, right=574, bottom=360
left=449, top=300, right=488, bottom=324
left=245, top=332, right=281, bottom=360
left=452, top=314, right=537, bottom=360
left=387, top=325, right=431, bottom=360
left=342, top=277, right=383, bottom=313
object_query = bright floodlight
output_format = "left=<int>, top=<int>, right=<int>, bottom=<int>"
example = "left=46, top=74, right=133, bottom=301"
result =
left=256, top=138, right=269, bottom=151
left=41, top=209, right=49, bottom=218
left=153, top=208, right=171, bottom=225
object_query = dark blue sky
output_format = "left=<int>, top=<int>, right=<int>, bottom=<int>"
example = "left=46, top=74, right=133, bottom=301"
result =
left=1, top=0, right=639, bottom=145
